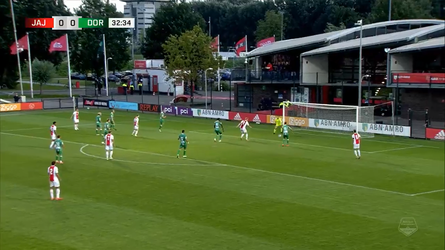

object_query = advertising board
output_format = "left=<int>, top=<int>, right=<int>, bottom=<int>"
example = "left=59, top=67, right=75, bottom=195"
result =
left=309, top=119, right=355, bottom=131
left=229, top=112, right=267, bottom=123
left=361, top=123, right=411, bottom=137
left=425, top=128, right=445, bottom=140
left=109, top=101, right=138, bottom=111
left=21, top=102, right=43, bottom=111
left=192, top=109, right=229, bottom=119
left=0, top=103, right=21, bottom=112
left=267, top=115, right=308, bottom=127
left=84, top=99, right=109, bottom=107
left=161, top=105, right=176, bottom=115
left=138, top=103, right=160, bottom=113
left=160, top=105, right=193, bottom=116
left=393, top=73, right=445, bottom=84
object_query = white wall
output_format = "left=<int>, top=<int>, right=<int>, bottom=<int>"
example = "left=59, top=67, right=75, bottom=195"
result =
left=301, top=54, right=329, bottom=84
left=391, top=53, right=413, bottom=73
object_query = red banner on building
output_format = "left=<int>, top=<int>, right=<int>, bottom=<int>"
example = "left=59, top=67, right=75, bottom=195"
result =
left=425, top=128, right=445, bottom=140
left=229, top=111, right=267, bottom=123
left=256, top=37, right=275, bottom=48
left=392, top=73, right=445, bottom=84
left=134, top=60, right=146, bottom=69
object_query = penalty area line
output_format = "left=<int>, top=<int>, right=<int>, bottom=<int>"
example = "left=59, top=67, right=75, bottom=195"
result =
left=409, top=189, right=445, bottom=196
left=1, top=131, right=414, bottom=197
left=79, top=144, right=201, bottom=166
left=367, top=145, right=424, bottom=154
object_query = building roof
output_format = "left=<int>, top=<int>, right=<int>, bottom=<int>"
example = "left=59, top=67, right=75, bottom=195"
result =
left=301, top=24, right=445, bottom=57
left=389, top=37, right=445, bottom=53
left=247, top=19, right=445, bottom=58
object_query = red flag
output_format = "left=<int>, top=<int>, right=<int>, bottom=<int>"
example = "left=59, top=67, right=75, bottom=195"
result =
left=235, top=36, right=246, bottom=56
left=49, top=35, right=67, bottom=52
left=10, top=35, right=29, bottom=55
left=256, top=37, right=275, bottom=48
left=211, top=36, right=219, bottom=52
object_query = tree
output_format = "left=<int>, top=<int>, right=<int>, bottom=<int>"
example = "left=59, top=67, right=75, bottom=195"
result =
left=162, top=25, right=222, bottom=102
left=70, top=0, right=130, bottom=76
left=367, top=0, right=433, bottom=23
left=32, top=59, right=54, bottom=95
left=142, top=2, right=205, bottom=59
left=0, top=0, right=71, bottom=89
left=255, top=10, right=283, bottom=42
left=324, top=22, right=346, bottom=33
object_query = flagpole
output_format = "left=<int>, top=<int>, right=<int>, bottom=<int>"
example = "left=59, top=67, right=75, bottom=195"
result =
left=9, top=0, right=23, bottom=96
left=217, top=34, right=221, bottom=92
left=26, top=32, right=33, bottom=98
left=103, top=34, right=109, bottom=97
left=245, top=35, right=248, bottom=82
left=65, top=34, right=73, bottom=97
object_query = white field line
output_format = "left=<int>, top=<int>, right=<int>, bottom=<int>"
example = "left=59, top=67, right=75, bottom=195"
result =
left=1, top=131, right=415, bottom=197
left=80, top=144, right=204, bottom=166
left=367, top=145, right=424, bottom=154
left=1, top=108, right=440, bottom=149
left=409, top=189, right=445, bottom=196
left=1, top=123, right=94, bottom=132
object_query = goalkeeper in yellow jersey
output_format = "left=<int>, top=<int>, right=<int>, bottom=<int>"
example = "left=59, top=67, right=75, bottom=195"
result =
left=273, top=117, right=282, bottom=134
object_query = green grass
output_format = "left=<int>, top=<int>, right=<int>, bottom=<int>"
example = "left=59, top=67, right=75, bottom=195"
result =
left=0, top=109, right=444, bottom=250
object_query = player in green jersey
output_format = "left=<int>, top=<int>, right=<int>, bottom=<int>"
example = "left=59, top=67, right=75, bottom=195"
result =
left=159, top=111, right=166, bottom=132
left=109, top=109, right=117, bottom=130
left=95, top=112, right=102, bottom=135
left=54, top=135, right=64, bottom=163
left=102, top=119, right=111, bottom=144
left=177, top=130, right=188, bottom=158
left=213, top=118, right=224, bottom=142
left=281, top=122, right=292, bottom=147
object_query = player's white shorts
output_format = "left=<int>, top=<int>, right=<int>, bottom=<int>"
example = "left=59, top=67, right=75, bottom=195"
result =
left=105, top=146, right=113, bottom=151
left=353, top=144, right=360, bottom=149
left=51, top=134, right=56, bottom=140
left=134, top=126, right=139, bottom=130
left=73, top=119, right=79, bottom=123
left=49, top=180, right=60, bottom=188
left=240, top=128, right=247, bottom=134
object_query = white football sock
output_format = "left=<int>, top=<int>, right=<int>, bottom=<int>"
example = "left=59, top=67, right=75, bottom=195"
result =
left=357, top=150, right=361, bottom=157
left=246, top=134, right=249, bottom=140
left=106, top=151, right=109, bottom=159
left=135, top=131, right=138, bottom=136
left=132, top=130, right=135, bottom=135
left=50, top=189, right=54, bottom=199
left=56, top=189, right=60, bottom=198
left=354, top=150, right=358, bottom=157
left=241, top=134, right=244, bottom=138
left=50, top=141, right=54, bottom=148
left=110, top=151, right=113, bottom=158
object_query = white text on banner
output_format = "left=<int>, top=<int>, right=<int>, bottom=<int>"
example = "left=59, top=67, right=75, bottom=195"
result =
left=192, top=109, right=229, bottom=119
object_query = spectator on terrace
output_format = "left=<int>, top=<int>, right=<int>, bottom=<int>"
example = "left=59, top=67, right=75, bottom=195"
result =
left=13, top=93, right=20, bottom=103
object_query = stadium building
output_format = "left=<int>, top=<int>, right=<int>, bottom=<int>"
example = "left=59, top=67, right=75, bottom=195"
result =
left=238, top=19, right=444, bottom=122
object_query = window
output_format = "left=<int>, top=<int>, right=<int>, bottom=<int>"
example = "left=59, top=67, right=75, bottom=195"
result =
left=397, top=24, right=409, bottom=31
left=362, top=28, right=376, bottom=38
left=376, top=27, right=386, bottom=35
left=410, top=24, right=421, bottom=30
left=386, top=25, right=397, bottom=33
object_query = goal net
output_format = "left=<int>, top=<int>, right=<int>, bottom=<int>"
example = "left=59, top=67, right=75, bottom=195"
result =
left=281, top=101, right=395, bottom=138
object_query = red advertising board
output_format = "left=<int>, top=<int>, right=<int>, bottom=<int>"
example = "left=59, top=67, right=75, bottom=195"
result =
left=229, top=111, right=267, bottom=123
left=393, top=73, right=445, bottom=84
left=134, top=60, right=146, bottom=69
left=21, top=102, right=43, bottom=111
left=425, top=128, right=445, bottom=140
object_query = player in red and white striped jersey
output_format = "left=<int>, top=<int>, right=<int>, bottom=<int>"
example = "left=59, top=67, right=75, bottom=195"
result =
left=237, top=117, right=252, bottom=141
left=352, top=130, right=361, bottom=159
left=131, top=115, right=139, bottom=137
left=48, top=161, right=62, bottom=200
left=49, top=121, right=57, bottom=149
left=70, top=108, right=80, bottom=130
left=104, top=131, right=115, bottom=160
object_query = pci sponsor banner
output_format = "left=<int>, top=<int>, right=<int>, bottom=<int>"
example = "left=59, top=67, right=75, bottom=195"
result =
left=192, top=109, right=229, bottom=119
left=0, top=103, right=21, bottom=112
left=161, top=105, right=176, bottom=115
left=21, top=102, right=43, bottom=111
left=267, top=115, right=308, bottom=127
left=229, top=112, right=267, bottom=123
left=425, top=128, right=445, bottom=140
left=138, top=103, right=160, bottom=113
left=392, top=73, right=445, bottom=84
left=84, top=99, right=109, bottom=107
left=361, top=123, right=411, bottom=137
left=309, top=119, right=354, bottom=131
left=177, top=107, right=193, bottom=116
left=109, top=101, right=138, bottom=111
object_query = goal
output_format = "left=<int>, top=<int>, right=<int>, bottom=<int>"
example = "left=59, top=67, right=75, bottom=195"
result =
left=281, top=101, right=395, bottom=138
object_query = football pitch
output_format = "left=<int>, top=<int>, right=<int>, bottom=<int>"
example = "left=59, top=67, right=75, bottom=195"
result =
left=0, top=109, right=443, bottom=250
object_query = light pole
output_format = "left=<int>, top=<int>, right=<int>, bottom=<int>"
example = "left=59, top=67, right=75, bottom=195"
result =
left=355, top=19, right=363, bottom=106
left=9, top=0, right=23, bottom=96
left=388, top=0, right=392, bottom=21
left=204, top=68, right=213, bottom=109
left=273, top=0, right=286, bottom=41
left=106, top=57, right=112, bottom=96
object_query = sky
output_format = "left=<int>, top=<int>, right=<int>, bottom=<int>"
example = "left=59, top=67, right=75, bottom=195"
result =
left=64, top=0, right=125, bottom=13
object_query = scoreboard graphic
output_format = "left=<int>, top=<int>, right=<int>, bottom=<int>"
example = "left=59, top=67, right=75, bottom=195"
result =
left=25, top=17, right=135, bottom=30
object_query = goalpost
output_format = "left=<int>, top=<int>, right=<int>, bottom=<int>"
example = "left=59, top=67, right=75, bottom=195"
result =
left=281, top=101, right=395, bottom=138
